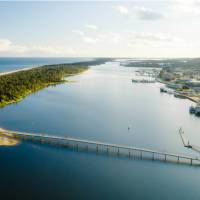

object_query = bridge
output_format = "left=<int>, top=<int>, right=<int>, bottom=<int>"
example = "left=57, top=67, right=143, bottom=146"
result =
left=1, top=128, right=200, bottom=166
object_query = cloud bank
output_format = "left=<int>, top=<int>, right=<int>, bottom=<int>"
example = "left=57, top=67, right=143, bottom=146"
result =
left=0, top=39, right=75, bottom=56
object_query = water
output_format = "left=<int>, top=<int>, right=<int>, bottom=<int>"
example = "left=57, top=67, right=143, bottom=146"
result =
left=1, top=60, right=200, bottom=200
left=0, top=57, right=91, bottom=72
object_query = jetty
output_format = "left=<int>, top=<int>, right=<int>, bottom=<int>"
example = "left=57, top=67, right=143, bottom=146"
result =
left=179, top=128, right=191, bottom=148
left=179, top=128, right=200, bottom=154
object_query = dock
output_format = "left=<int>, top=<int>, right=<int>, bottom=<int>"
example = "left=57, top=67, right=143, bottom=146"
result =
left=179, top=128, right=200, bottom=154
left=2, top=128, right=200, bottom=166
left=132, top=79, right=156, bottom=83
left=179, top=128, right=191, bottom=148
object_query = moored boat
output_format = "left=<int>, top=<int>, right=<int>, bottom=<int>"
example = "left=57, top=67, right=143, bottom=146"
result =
left=189, top=106, right=195, bottom=114
left=160, top=87, right=167, bottom=93
left=195, top=106, right=200, bottom=116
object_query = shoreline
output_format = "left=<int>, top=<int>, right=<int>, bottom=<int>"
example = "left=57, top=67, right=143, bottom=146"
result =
left=156, top=78, right=199, bottom=103
left=0, top=66, right=89, bottom=109
left=0, top=69, right=88, bottom=108
left=0, top=58, right=110, bottom=109
left=0, top=129, right=19, bottom=146
left=0, top=66, right=36, bottom=77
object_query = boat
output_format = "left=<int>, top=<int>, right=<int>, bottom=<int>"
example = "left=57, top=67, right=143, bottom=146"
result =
left=132, top=79, right=155, bottom=83
left=160, top=87, right=167, bottom=93
left=189, top=105, right=200, bottom=116
left=132, top=79, right=138, bottom=83
left=195, top=106, right=200, bottom=116
left=189, top=106, right=195, bottom=114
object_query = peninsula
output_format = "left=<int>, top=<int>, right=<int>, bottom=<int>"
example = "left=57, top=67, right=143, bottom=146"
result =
left=0, top=58, right=110, bottom=108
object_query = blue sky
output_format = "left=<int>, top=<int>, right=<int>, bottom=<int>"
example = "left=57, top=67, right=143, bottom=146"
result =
left=0, top=1, right=200, bottom=58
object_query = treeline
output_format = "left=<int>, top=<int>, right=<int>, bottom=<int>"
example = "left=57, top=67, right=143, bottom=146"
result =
left=70, top=58, right=113, bottom=66
left=0, top=64, right=88, bottom=107
left=122, top=58, right=200, bottom=69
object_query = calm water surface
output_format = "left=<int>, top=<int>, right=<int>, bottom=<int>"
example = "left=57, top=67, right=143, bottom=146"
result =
left=1, top=61, right=200, bottom=200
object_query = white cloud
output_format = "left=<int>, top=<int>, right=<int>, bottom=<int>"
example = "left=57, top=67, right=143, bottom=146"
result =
left=74, top=26, right=183, bottom=48
left=114, top=5, right=163, bottom=20
left=30, top=46, right=75, bottom=55
left=72, top=30, right=85, bottom=36
left=127, top=31, right=183, bottom=46
left=171, top=0, right=200, bottom=15
left=114, top=5, right=129, bottom=15
left=0, top=39, right=12, bottom=51
left=194, top=0, right=200, bottom=6
left=0, top=30, right=193, bottom=58
left=0, top=39, right=28, bottom=53
left=134, top=6, right=164, bottom=20
left=102, top=32, right=122, bottom=44
left=80, top=31, right=122, bottom=45
left=82, top=36, right=98, bottom=44
left=0, top=38, right=76, bottom=56
left=85, top=24, right=97, bottom=30
left=110, top=33, right=121, bottom=44
left=73, top=29, right=99, bottom=44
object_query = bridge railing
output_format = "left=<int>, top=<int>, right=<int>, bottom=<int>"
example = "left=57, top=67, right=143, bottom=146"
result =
left=3, top=129, right=200, bottom=166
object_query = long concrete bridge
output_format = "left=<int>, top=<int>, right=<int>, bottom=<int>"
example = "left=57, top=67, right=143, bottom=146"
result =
left=2, top=128, right=200, bottom=166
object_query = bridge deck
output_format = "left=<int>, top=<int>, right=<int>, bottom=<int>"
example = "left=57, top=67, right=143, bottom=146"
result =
left=2, top=128, right=200, bottom=166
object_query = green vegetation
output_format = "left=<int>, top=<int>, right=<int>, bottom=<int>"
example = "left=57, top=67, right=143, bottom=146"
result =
left=121, top=58, right=200, bottom=69
left=0, top=64, right=87, bottom=107
left=0, top=58, right=111, bottom=107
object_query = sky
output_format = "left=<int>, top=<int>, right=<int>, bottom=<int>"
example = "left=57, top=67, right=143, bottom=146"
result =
left=0, top=0, right=200, bottom=58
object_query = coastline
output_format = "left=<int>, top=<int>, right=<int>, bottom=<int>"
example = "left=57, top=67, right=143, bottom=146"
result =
left=0, top=66, right=89, bottom=108
left=0, top=58, right=111, bottom=109
left=0, top=67, right=35, bottom=77
left=156, top=78, right=199, bottom=103
left=0, top=129, right=19, bottom=146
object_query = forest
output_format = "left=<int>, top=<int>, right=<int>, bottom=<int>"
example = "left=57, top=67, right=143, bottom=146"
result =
left=0, top=63, right=88, bottom=107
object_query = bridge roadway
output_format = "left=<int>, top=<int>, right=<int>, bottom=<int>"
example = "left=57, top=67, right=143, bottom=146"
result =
left=2, top=128, right=200, bottom=166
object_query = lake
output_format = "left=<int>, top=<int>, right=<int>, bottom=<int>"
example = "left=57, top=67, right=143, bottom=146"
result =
left=0, top=59, right=200, bottom=200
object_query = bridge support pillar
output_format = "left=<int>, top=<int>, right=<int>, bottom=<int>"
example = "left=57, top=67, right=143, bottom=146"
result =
left=66, top=142, right=69, bottom=147
left=152, top=153, right=154, bottom=161
left=128, top=150, right=131, bottom=157
left=140, top=151, right=142, bottom=159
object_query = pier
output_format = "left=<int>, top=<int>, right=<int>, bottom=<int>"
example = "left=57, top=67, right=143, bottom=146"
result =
left=179, top=128, right=200, bottom=153
left=179, top=128, right=191, bottom=148
left=2, top=128, right=200, bottom=166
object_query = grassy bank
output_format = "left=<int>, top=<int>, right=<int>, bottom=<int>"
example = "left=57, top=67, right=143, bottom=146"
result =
left=0, top=58, right=111, bottom=108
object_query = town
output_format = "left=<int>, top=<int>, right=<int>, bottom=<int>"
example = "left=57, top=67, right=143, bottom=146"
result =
left=158, top=58, right=200, bottom=116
